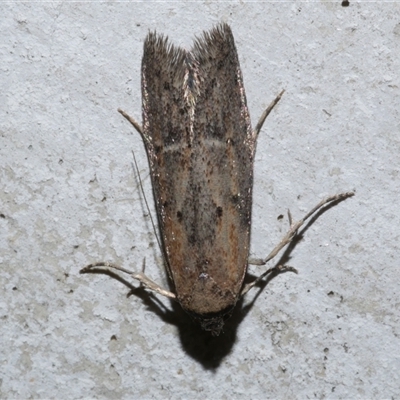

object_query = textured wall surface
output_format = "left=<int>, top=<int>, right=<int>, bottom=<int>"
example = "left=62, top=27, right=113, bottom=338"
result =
left=1, top=2, right=399, bottom=399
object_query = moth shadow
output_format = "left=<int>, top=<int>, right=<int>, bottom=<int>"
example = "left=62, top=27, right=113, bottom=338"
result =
left=80, top=198, right=345, bottom=368
left=81, top=266, right=236, bottom=368
left=174, top=265, right=293, bottom=369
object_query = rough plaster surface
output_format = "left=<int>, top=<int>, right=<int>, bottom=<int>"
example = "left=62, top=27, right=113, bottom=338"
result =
left=1, top=2, right=399, bottom=399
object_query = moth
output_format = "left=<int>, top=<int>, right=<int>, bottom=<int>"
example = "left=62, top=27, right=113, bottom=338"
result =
left=81, top=23, right=353, bottom=336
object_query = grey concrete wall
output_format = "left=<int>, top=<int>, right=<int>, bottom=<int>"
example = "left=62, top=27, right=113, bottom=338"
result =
left=1, top=2, right=399, bottom=398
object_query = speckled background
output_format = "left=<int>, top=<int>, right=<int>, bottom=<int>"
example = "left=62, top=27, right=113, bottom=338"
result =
left=1, top=2, right=399, bottom=399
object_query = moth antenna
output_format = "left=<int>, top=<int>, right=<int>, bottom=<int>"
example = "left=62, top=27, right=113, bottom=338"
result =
left=131, top=150, right=164, bottom=258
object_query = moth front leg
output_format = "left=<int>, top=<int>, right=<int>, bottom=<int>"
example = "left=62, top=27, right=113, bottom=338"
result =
left=241, top=192, right=354, bottom=296
left=81, top=261, right=176, bottom=299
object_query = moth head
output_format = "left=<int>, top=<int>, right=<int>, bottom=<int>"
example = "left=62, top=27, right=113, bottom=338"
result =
left=188, top=307, right=235, bottom=336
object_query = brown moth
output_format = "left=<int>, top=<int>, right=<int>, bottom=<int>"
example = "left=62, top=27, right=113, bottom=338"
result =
left=81, top=23, right=353, bottom=336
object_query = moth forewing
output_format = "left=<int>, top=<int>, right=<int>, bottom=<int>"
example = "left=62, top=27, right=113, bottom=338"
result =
left=140, top=24, right=255, bottom=334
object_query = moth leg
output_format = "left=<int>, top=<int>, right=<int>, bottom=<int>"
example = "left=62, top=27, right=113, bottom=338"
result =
left=241, top=191, right=355, bottom=296
left=253, top=90, right=285, bottom=137
left=98, top=109, right=170, bottom=298
left=118, top=108, right=143, bottom=135
left=80, top=261, right=176, bottom=299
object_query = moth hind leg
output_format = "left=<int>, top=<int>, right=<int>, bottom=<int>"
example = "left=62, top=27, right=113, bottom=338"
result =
left=253, top=90, right=285, bottom=137
left=118, top=108, right=143, bottom=135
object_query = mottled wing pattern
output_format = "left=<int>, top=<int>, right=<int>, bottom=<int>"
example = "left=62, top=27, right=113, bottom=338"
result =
left=141, top=24, right=256, bottom=318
